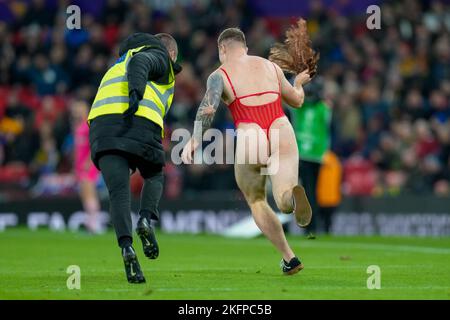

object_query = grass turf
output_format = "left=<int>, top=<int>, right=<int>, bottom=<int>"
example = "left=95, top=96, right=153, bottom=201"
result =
left=0, top=228, right=449, bottom=300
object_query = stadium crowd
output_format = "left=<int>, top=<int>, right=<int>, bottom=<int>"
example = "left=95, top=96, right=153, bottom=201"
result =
left=0, top=0, right=449, bottom=198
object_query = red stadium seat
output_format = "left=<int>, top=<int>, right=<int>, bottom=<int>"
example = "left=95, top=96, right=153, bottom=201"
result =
left=342, top=155, right=377, bottom=196
left=0, top=86, right=11, bottom=117
left=17, top=86, right=41, bottom=110
left=0, top=163, right=29, bottom=183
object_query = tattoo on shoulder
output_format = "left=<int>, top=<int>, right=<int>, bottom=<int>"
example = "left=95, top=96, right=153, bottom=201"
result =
left=193, top=72, right=224, bottom=138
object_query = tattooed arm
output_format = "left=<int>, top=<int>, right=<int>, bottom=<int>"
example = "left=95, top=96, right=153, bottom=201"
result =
left=192, top=71, right=224, bottom=141
left=181, top=71, right=224, bottom=163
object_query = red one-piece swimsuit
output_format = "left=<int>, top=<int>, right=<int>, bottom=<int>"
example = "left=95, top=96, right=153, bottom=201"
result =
left=220, top=62, right=285, bottom=137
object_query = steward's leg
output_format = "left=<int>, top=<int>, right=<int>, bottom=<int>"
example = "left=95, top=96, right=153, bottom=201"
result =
left=98, top=153, right=132, bottom=248
left=135, top=162, right=163, bottom=259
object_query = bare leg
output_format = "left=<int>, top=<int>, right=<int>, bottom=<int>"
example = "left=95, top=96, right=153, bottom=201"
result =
left=269, top=117, right=312, bottom=227
left=235, top=162, right=295, bottom=262
left=267, top=118, right=298, bottom=210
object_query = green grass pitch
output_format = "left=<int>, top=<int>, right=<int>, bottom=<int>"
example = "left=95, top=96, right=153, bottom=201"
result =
left=0, top=229, right=449, bottom=299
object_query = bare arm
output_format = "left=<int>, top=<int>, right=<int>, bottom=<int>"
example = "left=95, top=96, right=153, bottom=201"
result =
left=181, top=71, right=224, bottom=163
left=192, top=71, right=224, bottom=142
left=275, top=64, right=310, bottom=108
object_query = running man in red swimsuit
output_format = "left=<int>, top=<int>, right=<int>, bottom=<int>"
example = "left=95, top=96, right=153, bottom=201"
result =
left=181, top=28, right=312, bottom=275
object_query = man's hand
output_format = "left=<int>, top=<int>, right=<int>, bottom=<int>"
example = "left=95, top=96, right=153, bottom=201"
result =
left=294, top=69, right=311, bottom=87
left=181, top=138, right=200, bottom=164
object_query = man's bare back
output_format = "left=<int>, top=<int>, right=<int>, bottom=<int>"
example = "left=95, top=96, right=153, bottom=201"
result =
left=220, top=55, right=280, bottom=106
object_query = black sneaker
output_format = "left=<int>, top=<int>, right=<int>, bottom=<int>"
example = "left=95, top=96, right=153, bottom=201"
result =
left=136, top=217, right=159, bottom=259
left=281, top=257, right=304, bottom=275
left=122, top=246, right=146, bottom=284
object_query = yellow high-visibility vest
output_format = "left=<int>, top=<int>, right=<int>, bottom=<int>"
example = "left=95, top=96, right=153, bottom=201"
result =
left=88, top=45, right=175, bottom=132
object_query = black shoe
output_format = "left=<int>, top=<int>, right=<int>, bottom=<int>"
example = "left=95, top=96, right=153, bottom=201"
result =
left=281, top=257, right=304, bottom=275
left=122, top=246, right=146, bottom=284
left=136, top=217, right=159, bottom=259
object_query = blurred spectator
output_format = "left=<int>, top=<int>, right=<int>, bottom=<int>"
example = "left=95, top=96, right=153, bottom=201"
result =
left=317, top=151, right=342, bottom=233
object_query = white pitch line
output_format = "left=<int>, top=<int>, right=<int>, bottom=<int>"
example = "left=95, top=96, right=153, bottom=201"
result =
left=170, top=236, right=450, bottom=255
left=230, top=238, right=450, bottom=255
left=292, top=241, right=450, bottom=255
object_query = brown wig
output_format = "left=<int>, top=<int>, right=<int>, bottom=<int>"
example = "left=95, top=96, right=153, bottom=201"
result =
left=269, top=19, right=319, bottom=78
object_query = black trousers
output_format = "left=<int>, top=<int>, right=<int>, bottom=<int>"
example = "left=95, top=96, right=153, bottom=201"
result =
left=320, top=206, right=337, bottom=234
left=98, top=150, right=163, bottom=247
left=299, top=160, right=321, bottom=233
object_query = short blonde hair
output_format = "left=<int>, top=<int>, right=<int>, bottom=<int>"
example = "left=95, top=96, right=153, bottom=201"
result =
left=218, top=28, right=246, bottom=46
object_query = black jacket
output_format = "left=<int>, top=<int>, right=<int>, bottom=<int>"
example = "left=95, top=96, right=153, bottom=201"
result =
left=89, top=33, right=181, bottom=169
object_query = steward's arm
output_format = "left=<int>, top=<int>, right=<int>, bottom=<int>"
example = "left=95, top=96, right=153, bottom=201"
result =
left=127, top=50, right=169, bottom=99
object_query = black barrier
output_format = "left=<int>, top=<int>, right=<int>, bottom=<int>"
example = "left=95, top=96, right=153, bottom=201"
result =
left=0, top=300, right=439, bottom=317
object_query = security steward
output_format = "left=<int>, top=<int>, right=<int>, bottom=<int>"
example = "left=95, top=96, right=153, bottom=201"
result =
left=88, top=33, right=182, bottom=283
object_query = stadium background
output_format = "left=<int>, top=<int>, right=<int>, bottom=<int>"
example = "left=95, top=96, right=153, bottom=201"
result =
left=0, top=0, right=449, bottom=236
